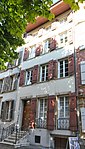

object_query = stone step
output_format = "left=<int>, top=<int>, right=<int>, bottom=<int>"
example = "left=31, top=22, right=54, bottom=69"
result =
left=0, top=142, right=14, bottom=149
left=4, top=138, right=15, bottom=144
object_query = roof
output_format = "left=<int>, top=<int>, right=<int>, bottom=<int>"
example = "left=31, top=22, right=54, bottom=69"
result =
left=26, top=1, right=70, bottom=33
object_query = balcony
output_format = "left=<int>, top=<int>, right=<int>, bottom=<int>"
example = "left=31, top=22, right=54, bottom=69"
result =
left=35, top=118, right=47, bottom=129
left=57, top=118, right=69, bottom=130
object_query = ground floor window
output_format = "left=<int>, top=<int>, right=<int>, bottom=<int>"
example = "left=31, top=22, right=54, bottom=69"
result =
left=1, top=100, right=14, bottom=121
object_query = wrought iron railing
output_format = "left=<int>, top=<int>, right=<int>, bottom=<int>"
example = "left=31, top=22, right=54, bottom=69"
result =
left=35, top=118, right=47, bottom=128
left=0, top=122, right=15, bottom=141
left=57, top=118, right=69, bottom=130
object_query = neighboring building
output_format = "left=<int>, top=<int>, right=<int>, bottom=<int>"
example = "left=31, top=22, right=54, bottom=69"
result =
left=0, top=1, right=85, bottom=149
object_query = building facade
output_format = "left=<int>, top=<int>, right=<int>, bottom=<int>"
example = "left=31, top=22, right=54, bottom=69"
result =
left=0, top=1, right=85, bottom=149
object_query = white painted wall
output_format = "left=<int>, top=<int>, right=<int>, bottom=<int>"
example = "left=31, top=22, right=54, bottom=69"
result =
left=18, top=76, right=75, bottom=98
left=21, top=45, right=74, bottom=70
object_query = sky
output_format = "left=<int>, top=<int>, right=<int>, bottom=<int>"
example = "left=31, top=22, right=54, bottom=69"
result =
left=53, top=0, right=59, bottom=3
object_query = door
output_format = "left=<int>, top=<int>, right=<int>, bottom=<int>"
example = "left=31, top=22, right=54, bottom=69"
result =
left=54, top=137, right=68, bottom=149
left=22, top=100, right=31, bottom=130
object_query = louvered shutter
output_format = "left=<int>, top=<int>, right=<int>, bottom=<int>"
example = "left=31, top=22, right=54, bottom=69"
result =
left=49, top=38, right=56, bottom=51
left=68, top=54, right=74, bottom=76
left=19, top=70, right=25, bottom=86
left=10, top=100, right=14, bottom=120
left=47, top=96, right=55, bottom=130
left=23, top=48, right=29, bottom=61
left=48, top=60, right=57, bottom=80
left=68, top=29, right=73, bottom=44
left=53, top=60, right=57, bottom=79
left=69, top=93, right=77, bottom=131
left=32, top=65, right=38, bottom=84
left=29, top=99, right=36, bottom=128
left=1, top=102, right=6, bottom=121
left=48, top=60, right=54, bottom=80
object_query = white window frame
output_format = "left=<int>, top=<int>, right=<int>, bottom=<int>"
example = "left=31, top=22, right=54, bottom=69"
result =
left=80, top=61, right=85, bottom=84
left=6, top=101, right=12, bottom=120
left=59, top=32, right=68, bottom=47
left=29, top=46, right=35, bottom=58
left=58, top=59, right=68, bottom=78
left=58, top=96, right=69, bottom=119
left=38, top=98, right=47, bottom=120
left=25, top=69, right=32, bottom=85
left=43, top=40, right=49, bottom=54
left=40, top=64, right=48, bottom=82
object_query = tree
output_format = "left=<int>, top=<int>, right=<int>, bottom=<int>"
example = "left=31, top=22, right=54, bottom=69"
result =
left=0, top=0, right=84, bottom=70
left=0, top=0, right=53, bottom=70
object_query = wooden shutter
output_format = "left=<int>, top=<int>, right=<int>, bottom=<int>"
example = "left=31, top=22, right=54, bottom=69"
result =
left=35, top=45, right=42, bottom=56
left=68, top=54, right=74, bottom=76
left=48, top=60, right=57, bottom=80
left=19, top=70, right=26, bottom=86
left=32, top=65, right=38, bottom=84
left=69, top=93, right=77, bottom=131
left=68, top=29, right=73, bottom=44
left=29, top=99, right=36, bottom=128
left=1, top=102, right=6, bottom=121
left=23, top=48, right=29, bottom=61
left=47, top=95, right=55, bottom=130
left=49, top=38, right=56, bottom=51
left=10, top=100, right=14, bottom=120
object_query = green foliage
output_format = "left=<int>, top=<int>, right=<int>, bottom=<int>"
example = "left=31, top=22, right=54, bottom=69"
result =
left=0, top=0, right=53, bottom=70
left=0, top=0, right=84, bottom=70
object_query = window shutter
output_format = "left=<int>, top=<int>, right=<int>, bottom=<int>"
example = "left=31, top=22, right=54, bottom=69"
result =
left=69, top=93, right=77, bottom=131
left=68, top=29, right=73, bottom=44
left=47, top=95, right=55, bottom=130
left=32, top=65, right=38, bottom=84
left=48, top=60, right=57, bottom=80
left=68, top=54, right=74, bottom=76
left=35, top=45, right=42, bottom=56
left=23, top=48, right=29, bottom=61
left=49, top=38, right=57, bottom=51
left=10, top=100, right=14, bottom=120
left=19, top=70, right=26, bottom=86
left=29, top=99, right=36, bottom=128
left=1, top=102, right=6, bottom=121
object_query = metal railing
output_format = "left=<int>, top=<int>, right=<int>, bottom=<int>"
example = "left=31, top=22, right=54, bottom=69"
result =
left=0, top=122, right=15, bottom=141
left=35, top=118, right=47, bottom=128
left=57, top=118, right=69, bottom=130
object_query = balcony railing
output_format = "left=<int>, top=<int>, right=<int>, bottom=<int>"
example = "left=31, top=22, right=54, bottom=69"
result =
left=35, top=118, right=47, bottom=129
left=57, top=118, right=69, bottom=130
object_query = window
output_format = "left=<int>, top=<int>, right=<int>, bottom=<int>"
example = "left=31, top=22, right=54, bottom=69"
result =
left=1, top=100, right=14, bottom=121
left=80, top=61, right=85, bottom=84
left=17, top=51, right=23, bottom=65
left=29, top=46, right=35, bottom=58
left=40, top=64, right=48, bottom=82
left=59, top=17, right=67, bottom=24
left=38, top=98, right=47, bottom=119
left=58, top=59, right=68, bottom=78
left=43, top=40, right=50, bottom=53
left=35, top=136, right=41, bottom=143
left=3, top=76, right=13, bottom=92
left=37, top=98, right=47, bottom=128
left=59, top=32, right=68, bottom=46
left=58, top=96, right=69, bottom=118
left=0, top=80, right=3, bottom=93
left=25, top=69, right=32, bottom=85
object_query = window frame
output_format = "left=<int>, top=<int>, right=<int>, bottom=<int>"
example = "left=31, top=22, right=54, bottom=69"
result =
left=40, top=64, right=48, bottom=82
left=80, top=61, right=85, bottom=85
left=25, top=69, right=33, bottom=85
left=58, top=58, right=68, bottom=78
left=58, top=96, right=69, bottom=119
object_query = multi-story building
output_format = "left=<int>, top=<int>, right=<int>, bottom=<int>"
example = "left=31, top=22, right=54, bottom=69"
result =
left=0, top=1, right=85, bottom=149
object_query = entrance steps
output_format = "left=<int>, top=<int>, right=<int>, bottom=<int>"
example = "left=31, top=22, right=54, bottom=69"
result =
left=0, top=130, right=27, bottom=148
